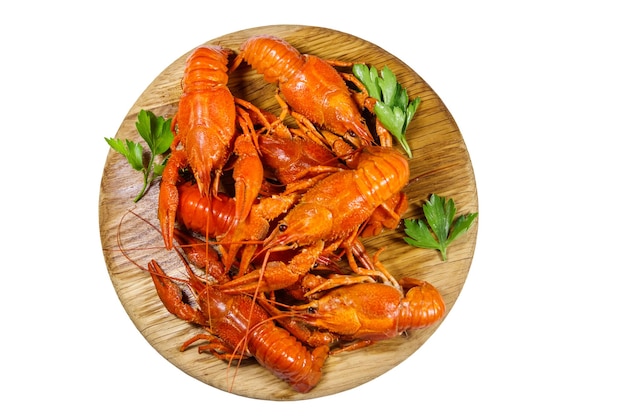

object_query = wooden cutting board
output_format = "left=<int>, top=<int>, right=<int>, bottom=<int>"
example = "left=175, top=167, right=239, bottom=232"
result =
left=99, top=24, right=478, bottom=401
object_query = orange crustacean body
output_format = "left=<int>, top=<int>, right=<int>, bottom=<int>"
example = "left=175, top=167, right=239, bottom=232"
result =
left=294, top=279, right=446, bottom=342
left=148, top=257, right=329, bottom=394
left=124, top=34, right=450, bottom=395
left=214, top=145, right=410, bottom=296
left=158, top=45, right=264, bottom=250
left=171, top=45, right=237, bottom=197
left=234, top=35, right=374, bottom=148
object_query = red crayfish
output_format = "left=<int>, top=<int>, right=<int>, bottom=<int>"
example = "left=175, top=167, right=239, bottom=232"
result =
left=128, top=35, right=444, bottom=394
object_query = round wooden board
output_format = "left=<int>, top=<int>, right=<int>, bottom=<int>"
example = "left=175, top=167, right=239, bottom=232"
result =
left=99, top=25, right=478, bottom=401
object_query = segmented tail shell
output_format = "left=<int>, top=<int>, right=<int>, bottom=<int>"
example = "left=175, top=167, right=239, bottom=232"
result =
left=398, top=280, right=446, bottom=330
left=238, top=35, right=304, bottom=83
left=182, top=45, right=231, bottom=92
left=199, top=287, right=328, bottom=393
left=176, top=182, right=236, bottom=238
left=251, top=317, right=329, bottom=393
left=354, top=146, right=410, bottom=208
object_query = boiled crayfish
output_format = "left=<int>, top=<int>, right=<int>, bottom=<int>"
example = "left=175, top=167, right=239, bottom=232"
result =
left=148, top=252, right=329, bottom=393
left=291, top=278, right=446, bottom=350
left=129, top=36, right=446, bottom=394
left=159, top=45, right=265, bottom=250
left=233, top=35, right=375, bottom=152
left=212, top=144, right=410, bottom=296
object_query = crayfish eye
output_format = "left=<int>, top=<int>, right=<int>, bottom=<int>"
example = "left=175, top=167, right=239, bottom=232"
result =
left=307, top=306, right=317, bottom=314
left=278, top=223, right=288, bottom=232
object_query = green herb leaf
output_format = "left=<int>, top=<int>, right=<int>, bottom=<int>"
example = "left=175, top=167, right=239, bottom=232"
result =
left=125, top=140, right=145, bottom=172
left=449, top=212, right=479, bottom=243
left=104, top=137, right=127, bottom=156
left=422, top=194, right=455, bottom=245
left=136, top=109, right=174, bottom=155
left=405, top=97, right=420, bottom=128
left=104, top=138, right=144, bottom=171
left=352, top=64, right=420, bottom=158
left=403, top=218, right=441, bottom=250
left=105, top=109, right=174, bottom=202
left=404, top=194, right=478, bottom=261
left=373, top=102, right=401, bottom=138
left=353, top=63, right=381, bottom=100
left=394, top=85, right=408, bottom=110
left=378, top=66, right=398, bottom=104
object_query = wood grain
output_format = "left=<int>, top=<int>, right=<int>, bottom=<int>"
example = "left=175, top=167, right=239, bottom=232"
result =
left=99, top=25, right=478, bottom=401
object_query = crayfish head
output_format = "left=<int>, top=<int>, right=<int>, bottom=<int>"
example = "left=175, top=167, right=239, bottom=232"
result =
left=264, top=203, right=333, bottom=249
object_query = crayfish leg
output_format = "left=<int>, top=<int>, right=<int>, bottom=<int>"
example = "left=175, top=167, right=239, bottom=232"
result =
left=302, top=273, right=377, bottom=298
left=346, top=240, right=402, bottom=290
left=172, top=228, right=228, bottom=284
left=256, top=296, right=338, bottom=348
left=180, top=333, right=250, bottom=362
left=330, top=339, right=374, bottom=355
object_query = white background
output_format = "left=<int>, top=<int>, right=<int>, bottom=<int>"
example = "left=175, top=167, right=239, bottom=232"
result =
left=2, top=1, right=624, bottom=415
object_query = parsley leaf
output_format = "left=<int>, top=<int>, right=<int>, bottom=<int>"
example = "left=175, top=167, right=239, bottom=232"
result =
left=105, top=109, right=174, bottom=202
left=403, top=194, right=478, bottom=261
left=136, top=109, right=173, bottom=156
left=353, top=64, right=420, bottom=158
left=353, top=63, right=381, bottom=101
left=103, top=138, right=144, bottom=171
